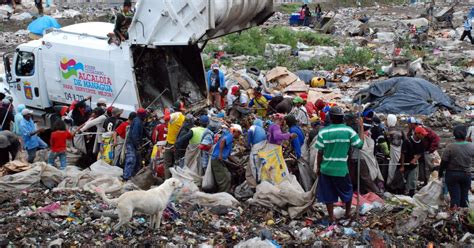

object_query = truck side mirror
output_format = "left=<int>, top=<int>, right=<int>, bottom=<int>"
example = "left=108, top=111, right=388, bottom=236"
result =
left=2, top=52, right=13, bottom=83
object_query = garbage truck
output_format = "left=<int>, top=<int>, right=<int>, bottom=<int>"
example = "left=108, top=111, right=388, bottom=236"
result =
left=1, top=0, right=274, bottom=127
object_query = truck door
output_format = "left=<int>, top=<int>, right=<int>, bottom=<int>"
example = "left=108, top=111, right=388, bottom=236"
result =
left=12, top=48, right=45, bottom=109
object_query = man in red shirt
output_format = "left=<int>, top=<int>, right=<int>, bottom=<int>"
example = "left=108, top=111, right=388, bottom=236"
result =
left=152, top=115, right=168, bottom=144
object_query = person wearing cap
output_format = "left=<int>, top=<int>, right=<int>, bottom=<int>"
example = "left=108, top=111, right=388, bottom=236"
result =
left=227, top=85, right=249, bottom=119
left=285, top=115, right=305, bottom=159
left=113, top=111, right=136, bottom=167
left=71, top=96, right=92, bottom=127
left=0, top=130, right=20, bottom=166
left=315, top=99, right=337, bottom=126
left=249, top=87, right=273, bottom=118
left=48, top=120, right=76, bottom=170
left=0, top=99, right=14, bottom=131
left=210, top=124, right=242, bottom=192
left=385, top=114, right=403, bottom=186
left=103, top=107, right=123, bottom=133
left=289, top=96, right=310, bottom=126
left=315, top=106, right=364, bottom=222
left=179, top=115, right=208, bottom=148
left=439, top=125, right=474, bottom=208
left=13, top=104, right=26, bottom=136
left=399, top=126, right=427, bottom=196
left=96, top=98, right=107, bottom=110
left=163, top=110, right=186, bottom=179
left=406, top=116, right=440, bottom=185
left=20, top=108, right=47, bottom=163
left=267, top=113, right=296, bottom=146
left=175, top=114, right=196, bottom=168
left=123, top=108, right=146, bottom=180
left=207, top=63, right=226, bottom=110
left=406, top=117, right=421, bottom=136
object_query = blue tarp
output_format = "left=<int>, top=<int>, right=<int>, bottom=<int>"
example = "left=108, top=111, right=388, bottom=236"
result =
left=295, top=70, right=315, bottom=84
left=354, top=77, right=460, bottom=115
left=27, top=16, right=61, bottom=36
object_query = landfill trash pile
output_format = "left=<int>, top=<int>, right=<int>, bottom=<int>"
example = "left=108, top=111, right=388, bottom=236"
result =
left=0, top=1, right=474, bottom=247
left=1, top=173, right=474, bottom=247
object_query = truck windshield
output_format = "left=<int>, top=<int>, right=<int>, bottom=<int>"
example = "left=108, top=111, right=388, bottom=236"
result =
left=15, top=51, right=35, bottom=77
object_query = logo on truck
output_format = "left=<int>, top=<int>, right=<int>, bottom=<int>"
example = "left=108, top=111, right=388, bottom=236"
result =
left=59, top=57, right=114, bottom=100
left=23, top=82, right=33, bottom=100
left=60, top=58, right=84, bottom=79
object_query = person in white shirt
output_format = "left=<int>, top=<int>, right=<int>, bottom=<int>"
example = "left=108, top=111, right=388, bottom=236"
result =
left=227, top=85, right=249, bottom=119
left=289, top=96, right=310, bottom=126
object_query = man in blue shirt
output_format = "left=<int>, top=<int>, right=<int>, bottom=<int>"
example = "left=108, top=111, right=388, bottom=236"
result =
left=20, top=109, right=47, bottom=163
left=123, top=108, right=146, bottom=181
left=460, top=15, right=473, bottom=44
left=207, top=63, right=226, bottom=110
left=285, top=115, right=305, bottom=159
left=211, top=124, right=242, bottom=192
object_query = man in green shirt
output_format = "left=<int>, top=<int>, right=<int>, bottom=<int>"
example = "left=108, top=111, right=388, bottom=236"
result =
left=315, top=107, right=364, bottom=222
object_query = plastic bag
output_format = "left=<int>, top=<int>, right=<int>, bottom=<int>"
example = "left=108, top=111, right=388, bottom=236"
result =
left=234, top=181, right=255, bottom=199
left=73, top=134, right=86, bottom=154
left=0, top=162, right=64, bottom=191
left=297, top=160, right=315, bottom=192
left=202, top=155, right=215, bottom=192
left=97, top=135, right=113, bottom=165
left=235, top=237, right=279, bottom=248
left=170, top=167, right=200, bottom=199
left=89, top=160, right=123, bottom=178
left=413, top=177, right=443, bottom=209
left=187, top=191, right=240, bottom=207
left=258, top=145, right=289, bottom=184
left=83, top=175, right=122, bottom=194
left=131, top=167, right=159, bottom=190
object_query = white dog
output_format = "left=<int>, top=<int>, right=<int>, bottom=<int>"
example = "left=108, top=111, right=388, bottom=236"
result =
left=96, top=178, right=183, bottom=230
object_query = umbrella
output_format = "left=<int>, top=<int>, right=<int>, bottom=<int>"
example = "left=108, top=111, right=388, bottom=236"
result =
left=27, top=15, right=61, bottom=36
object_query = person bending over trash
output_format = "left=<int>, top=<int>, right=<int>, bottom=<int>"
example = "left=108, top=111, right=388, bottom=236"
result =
left=210, top=124, right=242, bottom=193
